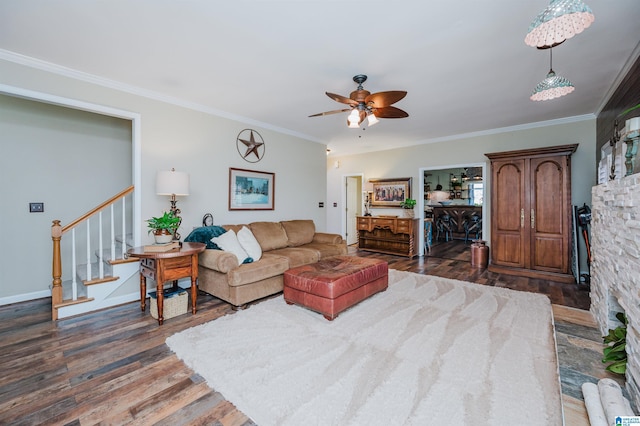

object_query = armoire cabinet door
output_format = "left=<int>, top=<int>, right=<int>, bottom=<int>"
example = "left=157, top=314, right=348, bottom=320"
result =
left=529, top=155, right=570, bottom=274
left=491, top=159, right=527, bottom=268
left=486, top=144, right=577, bottom=283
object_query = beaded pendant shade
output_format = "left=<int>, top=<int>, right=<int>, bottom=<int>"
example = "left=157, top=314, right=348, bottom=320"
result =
left=530, top=49, right=575, bottom=101
left=525, top=0, right=595, bottom=48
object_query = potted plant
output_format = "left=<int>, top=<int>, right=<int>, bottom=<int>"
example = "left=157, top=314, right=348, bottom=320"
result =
left=602, top=312, right=628, bottom=375
left=400, top=198, right=417, bottom=217
left=147, top=211, right=181, bottom=244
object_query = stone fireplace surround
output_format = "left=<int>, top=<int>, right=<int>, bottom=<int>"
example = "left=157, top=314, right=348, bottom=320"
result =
left=591, top=174, right=640, bottom=410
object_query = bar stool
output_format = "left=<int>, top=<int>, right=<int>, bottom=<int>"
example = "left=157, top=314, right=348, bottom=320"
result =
left=436, top=213, right=453, bottom=242
left=464, top=213, right=482, bottom=244
left=424, top=218, right=433, bottom=253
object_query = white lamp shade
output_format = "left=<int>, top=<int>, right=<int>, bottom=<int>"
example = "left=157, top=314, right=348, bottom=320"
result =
left=525, top=0, right=595, bottom=48
left=156, top=170, right=190, bottom=196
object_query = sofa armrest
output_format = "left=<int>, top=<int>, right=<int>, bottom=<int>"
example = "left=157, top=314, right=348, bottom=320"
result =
left=199, top=249, right=239, bottom=273
left=312, top=232, right=343, bottom=244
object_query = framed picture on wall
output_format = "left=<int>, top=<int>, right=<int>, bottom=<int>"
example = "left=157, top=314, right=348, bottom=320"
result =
left=229, top=168, right=275, bottom=210
left=369, top=177, right=412, bottom=207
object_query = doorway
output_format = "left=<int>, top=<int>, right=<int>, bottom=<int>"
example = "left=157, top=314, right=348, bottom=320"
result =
left=420, top=163, right=486, bottom=258
left=343, top=174, right=363, bottom=246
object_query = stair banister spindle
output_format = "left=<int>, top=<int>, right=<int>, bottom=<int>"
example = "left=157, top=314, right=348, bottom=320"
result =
left=71, top=228, right=77, bottom=300
left=98, top=211, right=104, bottom=279
left=110, top=204, right=115, bottom=261
left=86, top=218, right=91, bottom=283
left=51, top=186, right=135, bottom=320
left=121, top=195, right=126, bottom=258
left=51, top=220, right=63, bottom=320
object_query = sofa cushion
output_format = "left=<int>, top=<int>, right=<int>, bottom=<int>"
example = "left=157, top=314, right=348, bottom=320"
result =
left=227, top=253, right=290, bottom=286
left=237, top=226, right=262, bottom=261
left=249, top=222, right=289, bottom=251
left=281, top=220, right=315, bottom=247
left=269, top=247, right=320, bottom=268
left=222, top=224, right=248, bottom=234
left=211, top=230, right=252, bottom=264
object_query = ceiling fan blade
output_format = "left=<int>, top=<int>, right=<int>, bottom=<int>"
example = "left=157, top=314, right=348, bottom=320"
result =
left=372, top=106, right=409, bottom=118
left=365, top=91, right=407, bottom=107
left=308, top=108, right=351, bottom=117
left=326, top=92, right=358, bottom=106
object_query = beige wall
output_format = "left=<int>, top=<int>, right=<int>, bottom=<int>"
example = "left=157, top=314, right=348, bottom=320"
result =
left=327, top=118, right=597, bottom=273
left=0, top=94, right=133, bottom=300
left=0, top=58, right=326, bottom=303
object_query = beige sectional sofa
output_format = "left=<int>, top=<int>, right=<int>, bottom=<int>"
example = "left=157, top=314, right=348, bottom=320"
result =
left=196, top=220, right=347, bottom=309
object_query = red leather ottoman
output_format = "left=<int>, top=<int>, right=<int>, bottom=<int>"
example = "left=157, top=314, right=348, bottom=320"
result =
left=283, top=255, right=388, bottom=320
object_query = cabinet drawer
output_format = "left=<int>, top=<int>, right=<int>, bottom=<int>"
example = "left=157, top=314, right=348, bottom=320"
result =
left=141, top=265, right=155, bottom=280
left=396, top=224, right=411, bottom=233
left=163, top=256, right=192, bottom=269
left=371, top=218, right=394, bottom=228
left=141, top=258, right=156, bottom=269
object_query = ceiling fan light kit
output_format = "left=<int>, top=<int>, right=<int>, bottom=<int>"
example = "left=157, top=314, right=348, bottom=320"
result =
left=525, top=0, right=595, bottom=48
left=526, top=0, right=593, bottom=101
left=309, top=74, right=408, bottom=128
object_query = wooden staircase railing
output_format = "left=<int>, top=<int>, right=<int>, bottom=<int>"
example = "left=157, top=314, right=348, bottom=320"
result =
left=51, top=186, right=135, bottom=320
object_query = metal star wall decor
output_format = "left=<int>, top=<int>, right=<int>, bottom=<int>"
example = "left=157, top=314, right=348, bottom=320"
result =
left=236, top=129, right=265, bottom=163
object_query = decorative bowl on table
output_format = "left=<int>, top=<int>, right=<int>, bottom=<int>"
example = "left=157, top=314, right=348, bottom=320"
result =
left=439, top=201, right=452, bottom=206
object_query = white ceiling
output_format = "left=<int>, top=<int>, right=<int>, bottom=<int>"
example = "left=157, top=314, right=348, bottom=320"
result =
left=1, top=1, right=639, bottom=156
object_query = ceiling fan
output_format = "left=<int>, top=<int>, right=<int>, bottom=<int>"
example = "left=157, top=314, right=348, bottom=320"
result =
left=309, top=74, right=408, bottom=128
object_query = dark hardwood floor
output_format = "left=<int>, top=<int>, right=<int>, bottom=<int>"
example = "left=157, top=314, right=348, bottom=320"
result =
left=363, top=240, right=590, bottom=310
left=0, top=244, right=609, bottom=425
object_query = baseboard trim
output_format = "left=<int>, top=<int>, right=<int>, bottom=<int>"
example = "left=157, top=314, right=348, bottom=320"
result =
left=0, top=290, right=51, bottom=306
left=488, top=264, right=576, bottom=284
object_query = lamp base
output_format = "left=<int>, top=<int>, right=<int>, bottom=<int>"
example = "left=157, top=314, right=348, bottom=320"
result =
left=169, top=195, right=182, bottom=240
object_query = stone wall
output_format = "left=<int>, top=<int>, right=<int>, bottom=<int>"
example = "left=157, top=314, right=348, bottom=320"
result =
left=591, top=174, right=640, bottom=409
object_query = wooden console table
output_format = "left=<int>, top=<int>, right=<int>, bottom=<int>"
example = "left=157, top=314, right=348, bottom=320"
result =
left=357, top=216, right=419, bottom=258
left=127, top=242, right=206, bottom=325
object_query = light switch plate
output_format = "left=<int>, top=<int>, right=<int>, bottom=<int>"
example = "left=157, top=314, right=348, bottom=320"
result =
left=29, top=202, right=44, bottom=213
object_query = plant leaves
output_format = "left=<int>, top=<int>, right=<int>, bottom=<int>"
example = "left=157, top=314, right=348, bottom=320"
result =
left=605, top=360, right=627, bottom=375
left=603, top=350, right=626, bottom=363
left=614, top=327, right=627, bottom=340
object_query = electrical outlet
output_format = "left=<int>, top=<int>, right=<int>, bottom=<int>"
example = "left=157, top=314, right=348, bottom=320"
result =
left=30, top=202, right=44, bottom=213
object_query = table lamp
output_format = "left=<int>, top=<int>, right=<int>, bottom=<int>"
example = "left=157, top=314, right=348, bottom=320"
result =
left=156, top=168, right=190, bottom=240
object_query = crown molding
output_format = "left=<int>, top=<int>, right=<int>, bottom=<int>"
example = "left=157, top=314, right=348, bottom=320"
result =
left=416, top=113, right=596, bottom=146
left=0, top=49, right=323, bottom=144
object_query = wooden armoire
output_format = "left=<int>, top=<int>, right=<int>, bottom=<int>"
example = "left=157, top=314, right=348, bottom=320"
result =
left=485, top=144, right=577, bottom=283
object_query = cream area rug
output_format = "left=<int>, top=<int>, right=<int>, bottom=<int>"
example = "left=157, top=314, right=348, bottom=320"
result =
left=166, top=270, right=563, bottom=425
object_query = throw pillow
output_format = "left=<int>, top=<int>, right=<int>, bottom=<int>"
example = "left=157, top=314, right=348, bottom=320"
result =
left=211, top=230, right=252, bottom=264
left=184, top=226, right=227, bottom=249
left=237, top=226, right=262, bottom=261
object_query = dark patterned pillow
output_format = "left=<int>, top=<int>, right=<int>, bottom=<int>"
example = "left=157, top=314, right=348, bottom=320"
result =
left=184, top=226, right=227, bottom=249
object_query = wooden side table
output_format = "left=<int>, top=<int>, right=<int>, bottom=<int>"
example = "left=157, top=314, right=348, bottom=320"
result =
left=127, top=242, right=206, bottom=325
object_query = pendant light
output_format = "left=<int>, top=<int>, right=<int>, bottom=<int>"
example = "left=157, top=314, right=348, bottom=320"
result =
left=530, top=48, right=575, bottom=101
left=525, top=0, right=595, bottom=48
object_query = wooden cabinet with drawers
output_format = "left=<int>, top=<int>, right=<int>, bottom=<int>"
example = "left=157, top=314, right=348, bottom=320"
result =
left=357, top=216, right=420, bottom=258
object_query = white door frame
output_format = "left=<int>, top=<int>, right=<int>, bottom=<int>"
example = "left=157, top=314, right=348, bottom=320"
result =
left=341, top=173, right=364, bottom=244
left=419, top=162, right=487, bottom=256
left=0, top=83, right=142, bottom=246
